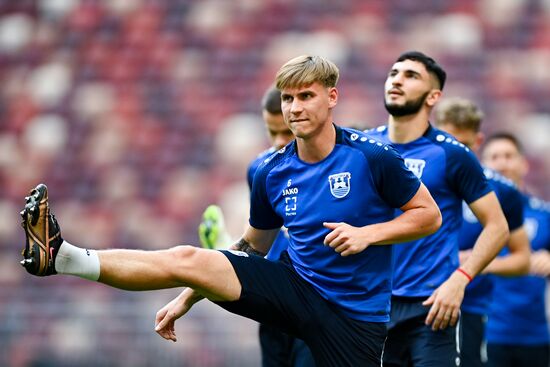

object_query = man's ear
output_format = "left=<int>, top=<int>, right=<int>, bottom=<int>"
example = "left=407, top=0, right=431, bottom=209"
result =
left=328, top=87, right=338, bottom=108
left=519, top=155, right=530, bottom=178
left=474, top=131, right=485, bottom=151
left=426, top=89, right=442, bottom=108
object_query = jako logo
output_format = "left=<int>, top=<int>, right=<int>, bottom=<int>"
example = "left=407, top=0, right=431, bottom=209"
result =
left=283, top=187, right=298, bottom=196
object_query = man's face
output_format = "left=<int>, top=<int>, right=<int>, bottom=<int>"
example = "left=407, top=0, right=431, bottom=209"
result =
left=280, top=82, right=337, bottom=139
left=437, top=123, right=481, bottom=152
left=262, top=110, right=294, bottom=150
left=481, top=138, right=527, bottom=184
left=384, top=59, right=435, bottom=117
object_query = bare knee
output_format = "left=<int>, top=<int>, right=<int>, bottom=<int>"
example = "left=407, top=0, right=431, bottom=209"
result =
left=167, top=246, right=217, bottom=285
left=168, top=245, right=203, bottom=272
left=167, top=245, right=241, bottom=301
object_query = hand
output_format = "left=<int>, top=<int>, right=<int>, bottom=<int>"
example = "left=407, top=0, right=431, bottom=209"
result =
left=530, top=250, right=550, bottom=276
left=323, top=222, right=370, bottom=256
left=155, top=289, right=203, bottom=342
left=423, top=271, right=469, bottom=331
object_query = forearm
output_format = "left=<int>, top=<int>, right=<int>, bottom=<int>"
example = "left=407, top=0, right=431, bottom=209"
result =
left=482, top=253, right=529, bottom=276
left=461, top=222, right=509, bottom=278
left=368, top=206, right=441, bottom=245
left=230, top=238, right=267, bottom=256
left=530, top=250, right=550, bottom=276
left=229, top=227, right=280, bottom=256
left=368, top=183, right=441, bottom=245
left=484, top=227, right=530, bottom=276
left=178, top=287, right=205, bottom=307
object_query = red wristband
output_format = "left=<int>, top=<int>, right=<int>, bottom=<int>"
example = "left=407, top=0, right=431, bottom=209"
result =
left=456, top=268, right=473, bottom=282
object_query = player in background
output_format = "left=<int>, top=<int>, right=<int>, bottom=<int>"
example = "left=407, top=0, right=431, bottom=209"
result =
left=434, top=98, right=531, bottom=367
left=19, top=55, right=442, bottom=367
left=199, top=86, right=315, bottom=367
left=365, top=51, right=509, bottom=367
left=480, top=133, right=550, bottom=367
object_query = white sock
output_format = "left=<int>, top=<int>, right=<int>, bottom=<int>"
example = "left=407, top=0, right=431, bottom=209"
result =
left=55, top=240, right=100, bottom=281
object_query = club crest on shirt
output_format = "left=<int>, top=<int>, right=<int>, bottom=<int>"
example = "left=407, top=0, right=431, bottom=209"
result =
left=328, top=172, right=351, bottom=198
left=404, top=158, right=426, bottom=178
left=524, top=217, right=539, bottom=241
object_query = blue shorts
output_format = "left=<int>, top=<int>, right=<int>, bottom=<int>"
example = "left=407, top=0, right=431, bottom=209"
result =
left=383, top=296, right=460, bottom=367
left=460, top=311, right=487, bottom=367
left=215, top=250, right=387, bottom=367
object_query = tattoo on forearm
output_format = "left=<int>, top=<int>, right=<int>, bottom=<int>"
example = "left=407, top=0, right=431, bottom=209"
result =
left=233, top=238, right=266, bottom=257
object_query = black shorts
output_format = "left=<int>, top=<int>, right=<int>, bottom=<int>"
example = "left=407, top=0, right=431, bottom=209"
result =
left=259, top=323, right=315, bottom=367
left=383, top=296, right=460, bottom=367
left=461, top=311, right=487, bottom=367
left=215, top=250, right=387, bottom=367
left=487, top=343, right=550, bottom=367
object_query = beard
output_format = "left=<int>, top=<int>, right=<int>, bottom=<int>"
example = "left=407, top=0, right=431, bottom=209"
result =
left=384, top=91, right=429, bottom=117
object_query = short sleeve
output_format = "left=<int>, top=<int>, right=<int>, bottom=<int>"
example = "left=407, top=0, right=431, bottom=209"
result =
left=446, top=147, right=492, bottom=204
left=369, top=144, right=422, bottom=208
left=249, top=162, right=284, bottom=230
left=496, top=183, right=524, bottom=232
left=246, top=161, right=255, bottom=190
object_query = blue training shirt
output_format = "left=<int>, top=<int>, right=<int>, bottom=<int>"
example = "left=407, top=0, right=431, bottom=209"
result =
left=249, top=125, right=421, bottom=322
left=487, top=194, right=550, bottom=345
left=247, top=147, right=290, bottom=261
left=460, top=168, right=524, bottom=315
left=366, top=124, right=492, bottom=297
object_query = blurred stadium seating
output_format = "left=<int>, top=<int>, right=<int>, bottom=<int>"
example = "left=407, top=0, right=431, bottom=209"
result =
left=1, top=0, right=549, bottom=365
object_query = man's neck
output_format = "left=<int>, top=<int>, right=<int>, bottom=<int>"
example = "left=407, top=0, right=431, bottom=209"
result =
left=296, top=123, right=336, bottom=163
left=517, top=179, right=526, bottom=192
left=387, top=112, right=431, bottom=144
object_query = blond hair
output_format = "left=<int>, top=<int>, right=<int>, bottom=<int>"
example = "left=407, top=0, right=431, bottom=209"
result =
left=435, top=97, right=484, bottom=132
left=275, top=55, right=339, bottom=90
